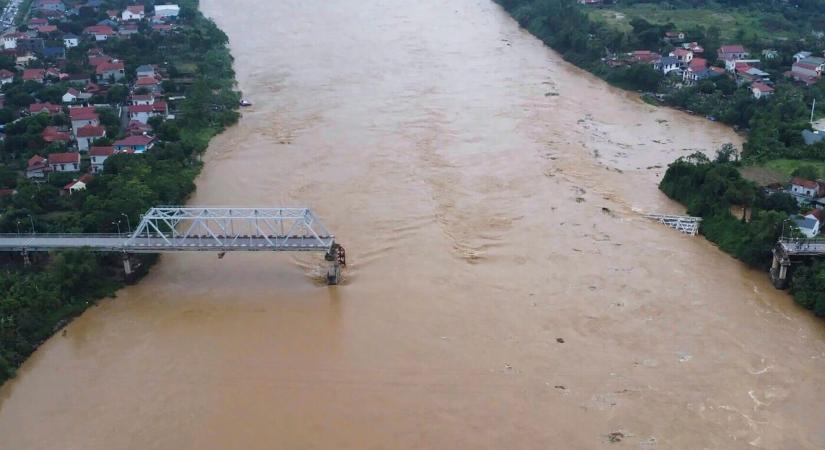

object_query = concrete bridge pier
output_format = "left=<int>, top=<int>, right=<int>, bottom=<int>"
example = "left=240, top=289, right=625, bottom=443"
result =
left=325, top=244, right=346, bottom=285
left=770, top=247, right=790, bottom=289
left=122, top=253, right=136, bottom=284
left=21, top=249, right=30, bottom=266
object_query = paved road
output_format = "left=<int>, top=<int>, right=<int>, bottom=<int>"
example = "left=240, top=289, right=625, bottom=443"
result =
left=0, top=0, right=24, bottom=32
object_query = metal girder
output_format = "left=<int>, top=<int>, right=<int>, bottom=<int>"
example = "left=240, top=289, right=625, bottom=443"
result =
left=0, top=207, right=336, bottom=253
left=645, top=214, right=702, bottom=236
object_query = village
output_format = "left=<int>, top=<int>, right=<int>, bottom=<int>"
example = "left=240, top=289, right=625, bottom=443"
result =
left=0, top=0, right=182, bottom=198
left=602, top=30, right=825, bottom=239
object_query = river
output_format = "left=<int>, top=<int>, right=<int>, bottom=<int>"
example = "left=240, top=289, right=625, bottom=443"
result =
left=2, top=1, right=825, bottom=448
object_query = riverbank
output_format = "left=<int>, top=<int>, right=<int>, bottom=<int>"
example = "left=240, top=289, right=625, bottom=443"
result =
left=0, top=0, right=240, bottom=385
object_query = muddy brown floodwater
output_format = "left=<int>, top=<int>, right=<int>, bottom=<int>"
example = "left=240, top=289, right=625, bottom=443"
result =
left=2, top=1, right=825, bottom=448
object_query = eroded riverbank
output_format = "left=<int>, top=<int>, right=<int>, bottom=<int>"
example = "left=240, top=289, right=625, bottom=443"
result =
left=2, top=1, right=824, bottom=448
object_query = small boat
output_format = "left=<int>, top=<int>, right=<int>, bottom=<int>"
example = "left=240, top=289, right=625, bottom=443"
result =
left=239, top=99, right=253, bottom=107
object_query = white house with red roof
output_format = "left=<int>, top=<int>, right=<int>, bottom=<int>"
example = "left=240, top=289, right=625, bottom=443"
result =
left=135, top=76, right=162, bottom=93
left=122, top=5, right=145, bottom=21
left=68, top=106, right=99, bottom=135
left=113, top=135, right=155, bottom=153
left=76, top=124, right=106, bottom=151
left=22, top=68, right=46, bottom=83
left=669, top=48, right=693, bottom=66
left=0, top=69, right=13, bottom=85
left=83, top=25, right=115, bottom=41
left=63, top=174, right=93, bottom=194
left=89, top=146, right=115, bottom=173
left=128, top=100, right=167, bottom=123
left=48, top=152, right=80, bottom=172
left=717, top=45, right=749, bottom=61
left=42, top=126, right=71, bottom=143
left=751, top=82, right=774, bottom=99
left=26, top=155, right=50, bottom=179
left=29, top=102, right=62, bottom=115
left=96, top=60, right=125, bottom=83
left=790, top=177, right=824, bottom=199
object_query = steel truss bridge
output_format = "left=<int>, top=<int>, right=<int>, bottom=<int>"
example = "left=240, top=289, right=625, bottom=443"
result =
left=0, top=207, right=345, bottom=284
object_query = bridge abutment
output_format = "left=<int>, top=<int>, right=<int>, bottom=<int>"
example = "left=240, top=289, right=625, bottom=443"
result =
left=122, top=253, right=136, bottom=284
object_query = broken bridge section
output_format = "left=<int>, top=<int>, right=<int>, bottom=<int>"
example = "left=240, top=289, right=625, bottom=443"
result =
left=644, top=213, right=702, bottom=236
left=0, top=207, right=345, bottom=284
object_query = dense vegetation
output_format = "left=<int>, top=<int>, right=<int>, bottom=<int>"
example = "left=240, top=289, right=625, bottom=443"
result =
left=0, top=0, right=240, bottom=384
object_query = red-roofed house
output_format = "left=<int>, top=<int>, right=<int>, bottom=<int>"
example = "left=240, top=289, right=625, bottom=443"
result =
left=128, top=100, right=167, bottom=123
left=791, top=177, right=824, bottom=198
left=113, top=135, right=155, bottom=153
left=89, top=146, right=114, bottom=173
left=76, top=124, right=106, bottom=151
left=22, top=68, right=46, bottom=83
left=63, top=173, right=93, bottom=194
left=792, top=61, right=822, bottom=82
left=122, top=5, right=145, bottom=21
left=135, top=76, right=161, bottom=93
left=48, top=152, right=80, bottom=172
left=126, top=120, right=151, bottom=135
left=0, top=69, right=13, bottom=85
left=26, top=154, right=50, bottom=179
left=683, top=42, right=704, bottom=53
left=36, top=25, right=58, bottom=34
left=718, top=45, right=748, bottom=61
left=96, top=60, right=125, bottom=83
left=669, top=48, right=693, bottom=65
left=751, top=82, right=774, bottom=99
left=83, top=25, right=115, bottom=41
left=88, top=55, right=112, bottom=68
left=29, top=102, right=62, bottom=115
left=69, top=106, right=99, bottom=133
left=630, top=50, right=661, bottom=64
left=42, top=126, right=71, bottom=143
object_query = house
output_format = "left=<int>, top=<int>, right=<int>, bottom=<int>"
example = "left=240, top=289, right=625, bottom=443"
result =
left=154, top=4, right=180, bottom=18
left=751, top=82, right=774, bottom=99
left=127, top=100, right=167, bottom=123
left=126, top=120, right=151, bottom=135
left=36, top=25, right=58, bottom=35
left=151, top=23, right=173, bottom=34
left=83, top=25, right=115, bottom=41
left=2, top=31, right=19, bottom=49
left=119, top=23, right=139, bottom=36
left=113, top=135, right=155, bottom=153
left=135, top=76, right=161, bottom=93
left=66, top=72, right=91, bottom=85
left=106, top=9, right=120, bottom=20
left=89, top=146, right=114, bottom=173
left=664, top=31, right=685, bottom=43
left=802, top=130, right=825, bottom=145
left=42, top=126, right=71, bottom=143
left=22, top=68, right=46, bottom=83
left=88, top=54, right=112, bottom=68
left=29, top=102, right=62, bottom=115
left=68, top=106, right=99, bottom=133
left=735, top=64, right=771, bottom=84
left=0, top=189, right=17, bottom=198
left=26, top=155, right=50, bottom=179
left=762, top=49, right=779, bottom=60
left=29, top=18, right=48, bottom=27
left=62, top=87, right=92, bottom=103
left=130, top=93, right=154, bottom=105
left=717, top=45, right=749, bottom=61
left=0, top=69, right=14, bottom=85
left=792, top=214, right=820, bottom=238
left=135, top=64, right=155, bottom=78
left=794, top=51, right=812, bottom=63
left=96, top=60, right=125, bottom=83
left=63, top=174, right=93, bottom=194
left=122, top=5, right=145, bottom=21
left=791, top=61, right=822, bottom=84
left=16, top=52, right=39, bottom=67
left=669, top=48, right=693, bottom=66
left=63, top=33, right=79, bottom=48
left=34, top=0, right=65, bottom=12
left=790, top=177, right=824, bottom=198
left=47, top=152, right=80, bottom=172
left=76, top=124, right=106, bottom=151
left=656, top=56, right=681, bottom=74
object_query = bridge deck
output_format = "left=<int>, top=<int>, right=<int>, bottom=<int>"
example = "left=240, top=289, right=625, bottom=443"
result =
left=779, top=239, right=825, bottom=257
left=0, top=234, right=334, bottom=253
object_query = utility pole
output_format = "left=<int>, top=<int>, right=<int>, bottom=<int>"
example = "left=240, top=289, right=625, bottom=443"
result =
left=811, top=98, right=816, bottom=125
